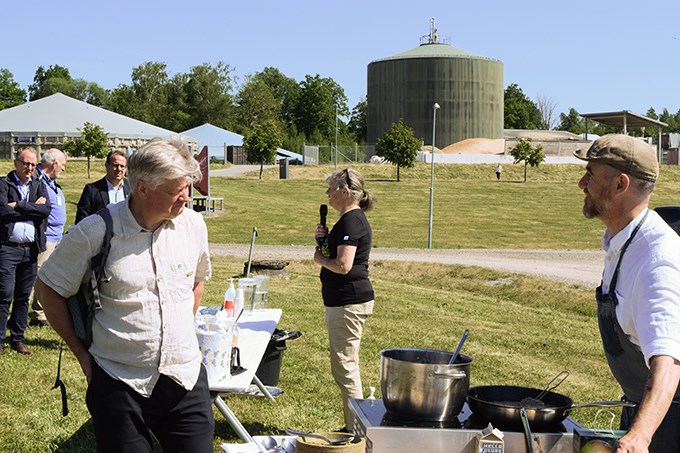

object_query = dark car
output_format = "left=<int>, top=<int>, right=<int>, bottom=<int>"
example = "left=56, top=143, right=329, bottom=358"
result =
left=654, top=206, right=680, bottom=236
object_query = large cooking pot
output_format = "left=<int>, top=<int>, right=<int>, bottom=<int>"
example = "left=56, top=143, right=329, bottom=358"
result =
left=380, top=348, right=472, bottom=421
left=467, top=385, right=634, bottom=430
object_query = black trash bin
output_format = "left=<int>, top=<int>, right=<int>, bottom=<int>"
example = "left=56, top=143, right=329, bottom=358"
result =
left=255, top=329, right=302, bottom=386
left=654, top=206, right=680, bottom=236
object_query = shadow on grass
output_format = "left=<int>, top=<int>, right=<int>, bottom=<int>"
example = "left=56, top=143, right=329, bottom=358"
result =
left=25, top=337, right=62, bottom=350
left=215, top=419, right=280, bottom=441
left=54, top=419, right=96, bottom=452
left=54, top=419, right=165, bottom=452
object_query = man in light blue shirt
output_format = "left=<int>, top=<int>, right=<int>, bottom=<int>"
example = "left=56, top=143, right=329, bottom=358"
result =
left=0, top=146, right=50, bottom=354
left=30, top=148, right=67, bottom=327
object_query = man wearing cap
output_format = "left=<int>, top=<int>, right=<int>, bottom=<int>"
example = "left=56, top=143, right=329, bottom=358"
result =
left=575, top=134, right=680, bottom=452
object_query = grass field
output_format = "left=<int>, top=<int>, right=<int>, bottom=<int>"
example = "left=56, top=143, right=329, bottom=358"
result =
left=0, top=158, right=679, bottom=451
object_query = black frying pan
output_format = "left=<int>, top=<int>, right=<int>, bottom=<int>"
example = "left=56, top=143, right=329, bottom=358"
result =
left=467, top=385, right=632, bottom=431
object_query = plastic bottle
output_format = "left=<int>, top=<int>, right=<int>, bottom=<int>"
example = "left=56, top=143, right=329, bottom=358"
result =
left=234, top=288, right=245, bottom=317
left=223, top=279, right=236, bottom=316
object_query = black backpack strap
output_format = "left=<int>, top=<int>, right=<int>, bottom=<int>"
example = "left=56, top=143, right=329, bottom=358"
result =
left=54, top=207, right=114, bottom=417
left=89, top=208, right=114, bottom=311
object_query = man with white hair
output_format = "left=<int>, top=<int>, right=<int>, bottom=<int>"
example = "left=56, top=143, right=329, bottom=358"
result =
left=36, top=138, right=214, bottom=452
left=30, top=148, right=67, bottom=327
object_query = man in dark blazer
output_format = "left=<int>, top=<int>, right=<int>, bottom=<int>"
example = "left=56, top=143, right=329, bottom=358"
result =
left=76, top=150, right=131, bottom=224
left=0, top=146, right=51, bottom=354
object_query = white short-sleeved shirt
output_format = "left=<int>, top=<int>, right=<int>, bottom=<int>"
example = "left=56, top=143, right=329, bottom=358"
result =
left=601, top=208, right=680, bottom=366
left=39, top=199, right=212, bottom=396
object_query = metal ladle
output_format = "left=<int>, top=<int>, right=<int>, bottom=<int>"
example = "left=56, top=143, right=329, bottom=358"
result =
left=285, top=429, right=353, bottom=445
left=448, top=329, right=469, bottom=365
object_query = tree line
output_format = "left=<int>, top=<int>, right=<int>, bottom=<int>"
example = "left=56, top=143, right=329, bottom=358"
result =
left=2, top=65, right=679, bottom=151
left=0, top=63, right=364, bottom=155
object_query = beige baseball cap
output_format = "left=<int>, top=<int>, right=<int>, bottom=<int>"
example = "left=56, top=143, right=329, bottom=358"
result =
left=574, top=134, right=659, bottom=182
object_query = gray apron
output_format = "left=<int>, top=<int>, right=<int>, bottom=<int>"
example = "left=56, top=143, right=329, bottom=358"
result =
left=596, top=211, right=680, bottom=451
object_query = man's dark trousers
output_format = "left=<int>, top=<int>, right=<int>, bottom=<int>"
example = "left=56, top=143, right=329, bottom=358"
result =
left=0, top=244, right=38, bottom=345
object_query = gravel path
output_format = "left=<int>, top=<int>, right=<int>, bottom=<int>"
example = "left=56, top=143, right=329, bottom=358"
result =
left=209, top=244, right=604, bottom=287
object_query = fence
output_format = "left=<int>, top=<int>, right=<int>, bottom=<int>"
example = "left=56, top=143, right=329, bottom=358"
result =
left=302, top=144, right=374, bottom=165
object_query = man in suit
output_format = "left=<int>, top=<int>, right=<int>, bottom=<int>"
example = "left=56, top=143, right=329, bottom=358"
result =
left=75, top=150, right=130, bottom=224
left=0, top=146, right=51, bottom=354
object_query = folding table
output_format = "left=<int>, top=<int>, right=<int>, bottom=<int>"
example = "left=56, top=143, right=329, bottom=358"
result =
left=208, top=308, right=282, bottom=444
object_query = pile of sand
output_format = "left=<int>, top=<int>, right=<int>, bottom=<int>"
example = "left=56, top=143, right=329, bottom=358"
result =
left=440, top=138, right=505, bottom=154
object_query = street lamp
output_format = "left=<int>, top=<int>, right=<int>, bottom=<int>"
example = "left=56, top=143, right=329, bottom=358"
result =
left=334, top=103, right=339, bottom=169
left=427, top=102, right=440, bottom=249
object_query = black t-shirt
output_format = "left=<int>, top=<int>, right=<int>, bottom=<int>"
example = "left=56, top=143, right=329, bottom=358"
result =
left=320, top=209, right=374, bottom=307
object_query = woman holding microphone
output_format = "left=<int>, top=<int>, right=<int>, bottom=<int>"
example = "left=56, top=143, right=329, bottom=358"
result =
left=314, top=167, right=376, bottom=431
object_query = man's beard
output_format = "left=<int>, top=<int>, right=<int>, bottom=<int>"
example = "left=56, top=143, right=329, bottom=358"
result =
left=582, top=191, right=613, bottom=219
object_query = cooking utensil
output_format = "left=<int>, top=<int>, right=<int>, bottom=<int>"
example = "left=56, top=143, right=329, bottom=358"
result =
left=261, top=436, right=286, bottom=453
left=466, top=385, right=635, bottom=430
left=285, top=429, right=353, bottom=446
left=519, top=407, right=534, bottom=453
left=448, top=329, right=469, bottom=365
left=520, top=370, right=569, bottom=408
left=245, top=227, right=257, bottom=277
left=380, top=348, right=472, bottom=421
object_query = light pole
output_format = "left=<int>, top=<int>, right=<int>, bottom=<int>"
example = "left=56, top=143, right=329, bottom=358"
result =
left=334, top=104, right=339, bottom=169
left=427, top=102, right=440, bottom=249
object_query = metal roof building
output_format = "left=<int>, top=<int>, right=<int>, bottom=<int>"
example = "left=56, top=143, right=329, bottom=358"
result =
left=0, top=93, right=188, bottom=158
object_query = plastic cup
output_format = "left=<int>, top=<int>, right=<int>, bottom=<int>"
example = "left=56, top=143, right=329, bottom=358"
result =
left=238, top=278, right=257, bottom=312
left=253, top=275, right=270, bottom=311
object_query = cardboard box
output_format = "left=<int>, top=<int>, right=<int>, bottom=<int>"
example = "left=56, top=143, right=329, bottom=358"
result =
left=573, top=426, right=626, bottom=452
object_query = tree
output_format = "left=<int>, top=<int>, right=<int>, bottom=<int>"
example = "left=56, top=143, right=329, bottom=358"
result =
left=509, top=138, right=545, bottom=183
left=237, top=78, right=280, bottom=131
left=348, top=98, right=367, bottom=143
left=130, top=61, right=170, bottom=125
left=29, top=64, right=71, bottom=100
left=251, top=67, right=301, bottom=127
left=375, top=119, right=421, bottom=181
left=536, top=94, right=557, bottom=130
left=504, top=83, right=541, bottom=129
left=62, top=122, right=109, bottom=178
left=0, top=69, right=26, bottom=110
left=242, top=119, right=284, bottom=179
left=70, top=79, right=109, bottom=106
left=294, top=74, right=348, bottom=143
left=555, top=107, right=584, bottom=134
left=184, top=62, right=235, bottom=129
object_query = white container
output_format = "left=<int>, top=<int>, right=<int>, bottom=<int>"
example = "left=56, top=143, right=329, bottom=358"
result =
left=234, top=288, right=244, bottom=317
left=196, top=320, right=233, bottom=382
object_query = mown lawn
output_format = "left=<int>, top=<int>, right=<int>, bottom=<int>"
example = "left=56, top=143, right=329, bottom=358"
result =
left=0, top=159, right=678, bottom=451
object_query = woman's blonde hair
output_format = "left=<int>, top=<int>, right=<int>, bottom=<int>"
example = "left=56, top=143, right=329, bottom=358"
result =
left=326, top=167, right=376, bottom=212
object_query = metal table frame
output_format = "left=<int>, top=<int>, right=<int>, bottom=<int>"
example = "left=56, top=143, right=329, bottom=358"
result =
left=208, top=308, right=282, bottom=445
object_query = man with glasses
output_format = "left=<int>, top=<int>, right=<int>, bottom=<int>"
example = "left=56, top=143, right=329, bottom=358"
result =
left=0, top=146, right=51, bottom=354
left=75, top=150, right=131, bottom=224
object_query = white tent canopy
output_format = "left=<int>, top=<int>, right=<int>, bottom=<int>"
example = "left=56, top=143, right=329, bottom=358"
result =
left=181, top=123, right=302, bottom=162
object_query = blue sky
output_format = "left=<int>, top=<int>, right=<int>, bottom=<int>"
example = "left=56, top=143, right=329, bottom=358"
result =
left=4, top=0, right=679, bottom=121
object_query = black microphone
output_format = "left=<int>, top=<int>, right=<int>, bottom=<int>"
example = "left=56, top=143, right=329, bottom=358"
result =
left=317, top=204, right=328, bottom=247
left=320, top=204, right=328, bottom=227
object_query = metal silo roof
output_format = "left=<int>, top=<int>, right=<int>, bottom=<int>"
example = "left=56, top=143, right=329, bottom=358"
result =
left=371, top=43, right=500, bottom=63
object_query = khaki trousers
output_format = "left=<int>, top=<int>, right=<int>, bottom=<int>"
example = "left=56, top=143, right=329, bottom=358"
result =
left=30, top=241, right=58, bottom=322
left=325, top=300, right=374, bottom=429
